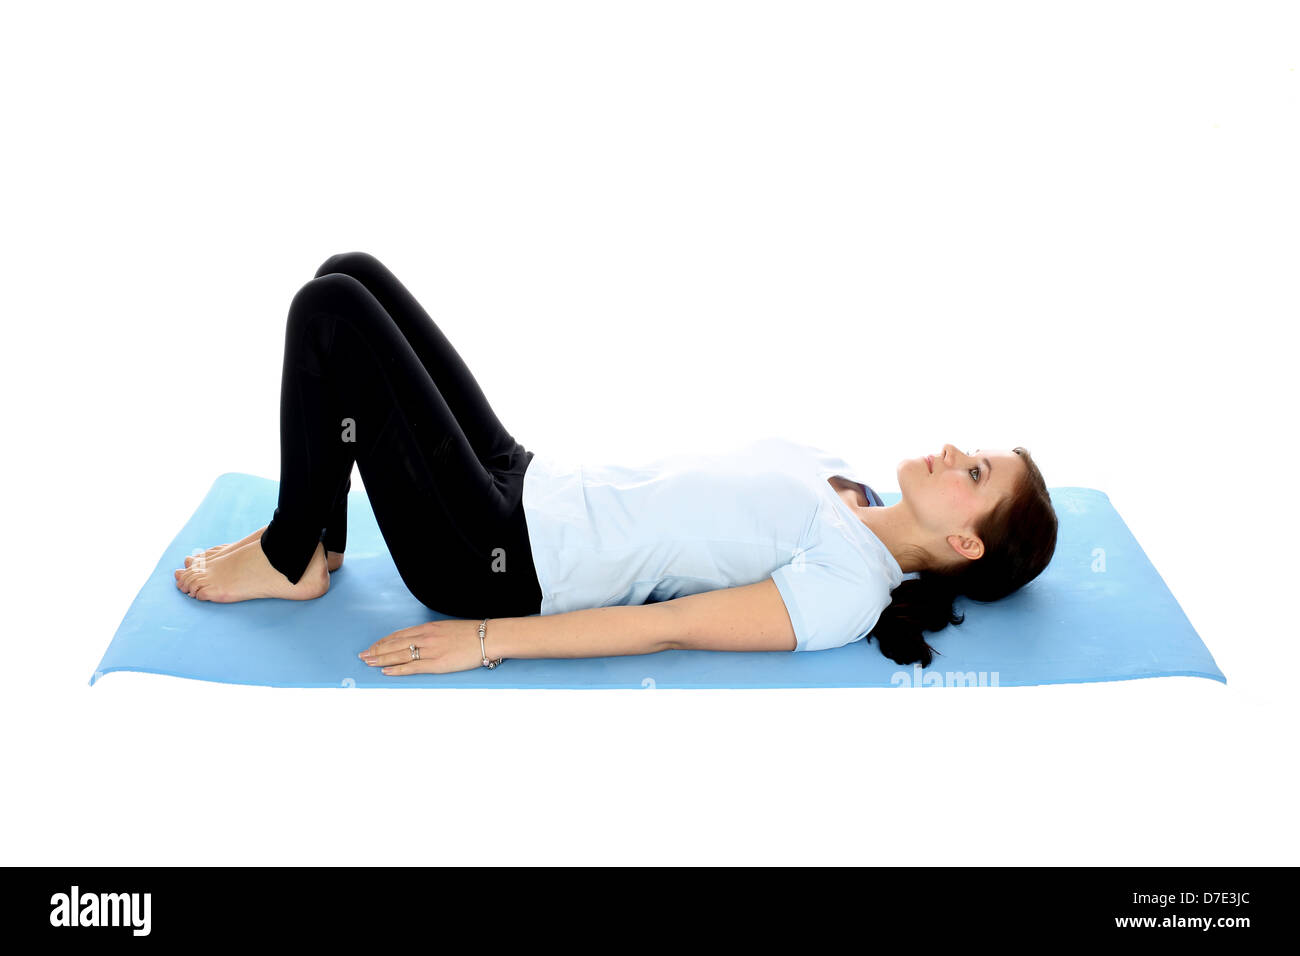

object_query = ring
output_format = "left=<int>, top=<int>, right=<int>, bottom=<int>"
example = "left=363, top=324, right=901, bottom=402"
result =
left=409, top=643, right=420, bottom=661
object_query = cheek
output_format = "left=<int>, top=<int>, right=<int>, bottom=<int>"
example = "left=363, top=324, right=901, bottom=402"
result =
left=942, top=475, right=974, bottom=505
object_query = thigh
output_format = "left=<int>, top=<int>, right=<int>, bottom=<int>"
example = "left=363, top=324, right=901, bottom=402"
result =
left=358, top=413, right=541, bottom=618
left=313, top=250, right=525, bottom=469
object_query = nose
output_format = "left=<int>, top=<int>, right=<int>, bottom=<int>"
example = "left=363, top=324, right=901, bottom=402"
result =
left=940, top=444, right=971, bottom=469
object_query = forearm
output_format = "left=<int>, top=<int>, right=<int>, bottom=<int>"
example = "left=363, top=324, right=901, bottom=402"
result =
left=487, top=602, right=681, bottom=660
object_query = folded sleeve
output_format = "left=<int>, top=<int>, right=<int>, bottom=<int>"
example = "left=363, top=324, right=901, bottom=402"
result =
left=770, top=546, right=891, bottom=653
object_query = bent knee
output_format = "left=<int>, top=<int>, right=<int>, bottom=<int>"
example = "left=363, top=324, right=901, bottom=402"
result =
left=285, top=273, right=373, bottom=347
left=315, top=250, right=382, bottom=280
left=290, top=272, right=368, bottom=312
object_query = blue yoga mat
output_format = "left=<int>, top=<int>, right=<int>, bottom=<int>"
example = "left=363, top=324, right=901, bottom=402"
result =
left=91, top=473, right=1225, bottom=689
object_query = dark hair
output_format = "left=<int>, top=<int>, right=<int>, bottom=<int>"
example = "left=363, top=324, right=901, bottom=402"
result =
left=867, top=447, right=1058, bottom=667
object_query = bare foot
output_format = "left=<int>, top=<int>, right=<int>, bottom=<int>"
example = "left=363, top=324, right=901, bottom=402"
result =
left=174, top=538, right=330, bottom=602
left=185, top=525, right=343, bottom=571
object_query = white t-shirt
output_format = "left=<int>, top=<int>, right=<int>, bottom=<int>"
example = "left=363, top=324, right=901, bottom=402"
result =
left=520, top=436, right=919, bottom=651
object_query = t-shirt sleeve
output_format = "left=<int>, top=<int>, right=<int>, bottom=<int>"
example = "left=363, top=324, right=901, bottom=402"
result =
left=770, top=543, right=892, bottom=652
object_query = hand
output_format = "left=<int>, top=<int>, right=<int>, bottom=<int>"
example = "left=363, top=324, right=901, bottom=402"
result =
left=359, top=619, right=489, bottom=676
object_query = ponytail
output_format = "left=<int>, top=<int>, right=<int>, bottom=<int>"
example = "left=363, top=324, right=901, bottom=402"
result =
left=868, top=574, right=964, bottom=666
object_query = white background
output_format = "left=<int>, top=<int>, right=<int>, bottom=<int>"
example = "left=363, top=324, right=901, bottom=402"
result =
left=1, top=0, right=1295, bottom=865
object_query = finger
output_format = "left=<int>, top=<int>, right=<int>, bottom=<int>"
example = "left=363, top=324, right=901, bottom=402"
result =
left=365, top=621, right=437, bottom=656
left=365, top=643, right=429, bottom=667
left=366, top=626, right=421, bottom=655
left=379, top=661, right=430, bottom=676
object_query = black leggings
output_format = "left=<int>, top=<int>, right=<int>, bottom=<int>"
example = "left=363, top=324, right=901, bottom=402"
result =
left=257, top=251, right=544, bottom=619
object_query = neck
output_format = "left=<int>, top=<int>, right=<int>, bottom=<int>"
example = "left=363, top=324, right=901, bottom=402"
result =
left=855, top=502, right=927, bottom=575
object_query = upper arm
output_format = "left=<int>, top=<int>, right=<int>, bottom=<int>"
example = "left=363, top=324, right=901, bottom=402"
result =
left=661, top=578, right=797, bottom=653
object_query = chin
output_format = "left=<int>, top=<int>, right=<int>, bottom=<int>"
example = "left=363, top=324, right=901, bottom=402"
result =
left=896, top=456, right=923, bottom=493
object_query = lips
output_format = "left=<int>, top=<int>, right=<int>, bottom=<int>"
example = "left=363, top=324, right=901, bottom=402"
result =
left=926, top=454, right=933, bottom=473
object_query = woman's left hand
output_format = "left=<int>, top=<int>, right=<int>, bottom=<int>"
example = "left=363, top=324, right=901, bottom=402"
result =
left=359, top=619, right=488, bottom=675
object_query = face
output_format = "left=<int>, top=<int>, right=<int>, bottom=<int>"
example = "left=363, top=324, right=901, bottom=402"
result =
left=898, top=444, right=1026, bottom=562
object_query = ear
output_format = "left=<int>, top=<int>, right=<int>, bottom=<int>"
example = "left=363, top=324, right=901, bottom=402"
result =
left=947, top=532, right=984, bottom=562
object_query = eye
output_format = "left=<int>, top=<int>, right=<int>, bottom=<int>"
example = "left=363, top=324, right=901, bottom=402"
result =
left=970, top=465, right=981, bottom=482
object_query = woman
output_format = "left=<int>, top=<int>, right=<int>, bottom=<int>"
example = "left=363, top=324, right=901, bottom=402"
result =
left=175, top=252, right=1058, bottom=675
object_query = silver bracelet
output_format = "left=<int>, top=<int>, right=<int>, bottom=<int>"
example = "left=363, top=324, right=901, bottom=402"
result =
left=479, top=618, right=503, bottom=669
